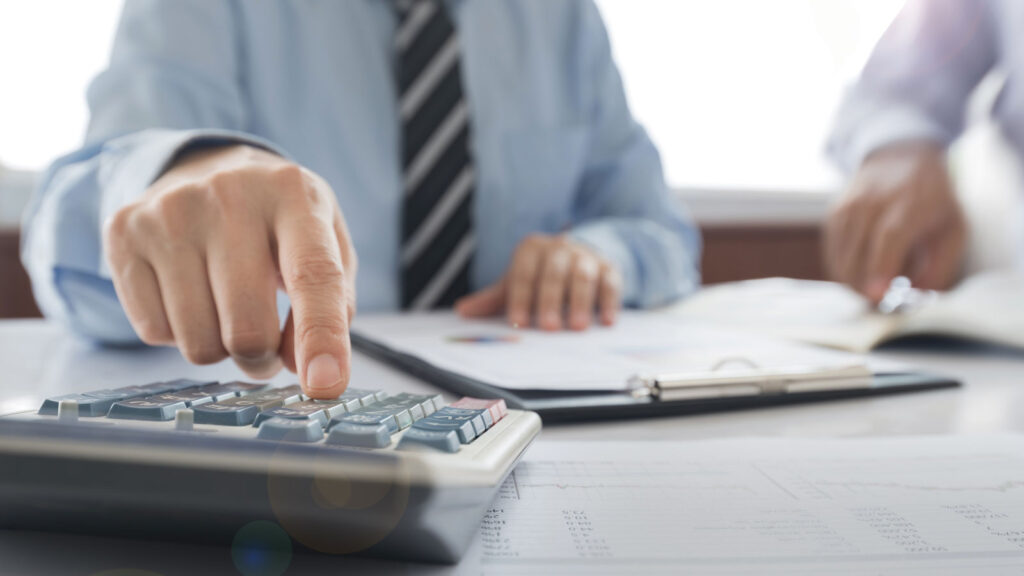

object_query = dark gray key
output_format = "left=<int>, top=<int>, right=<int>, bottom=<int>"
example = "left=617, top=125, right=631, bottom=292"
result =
left=108, top=395, right=190, bottom=422
left=37, top=393, right=116, bottom=417
left=326, top=393, right=435, bottom=434
left=136, top=379, right=217, bottom=395
left=396, top=427, right=460, bottom=453
left=207, top=381, right=268, bottom=396
left=413, top=407, right=487, bottom=444
left=326, top=422, right=391, bottom=449
left=192, top=385, right=302, bottom=426
left=252, top=400, right=349, bottom=428
left=256, top=417, right=324, bottom=443
left=196, top=381, right=266, bottom=403
left=330, top=410, right=401, bottom=434
left=336, top=388, right=384, bottom=412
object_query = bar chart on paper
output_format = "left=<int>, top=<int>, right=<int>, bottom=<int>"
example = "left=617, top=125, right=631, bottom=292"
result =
left=460, top=438, right=1024, bottom=575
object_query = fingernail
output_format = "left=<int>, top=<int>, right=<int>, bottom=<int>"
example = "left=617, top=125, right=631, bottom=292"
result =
left=306, top=354, right=341, bottom=392
left=866, top=278, right=890, bottom=300
left=542, top=311, right=560, bottom=327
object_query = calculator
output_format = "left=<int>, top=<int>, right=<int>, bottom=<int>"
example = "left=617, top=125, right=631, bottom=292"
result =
left=0, top=379, right=541, bottom=564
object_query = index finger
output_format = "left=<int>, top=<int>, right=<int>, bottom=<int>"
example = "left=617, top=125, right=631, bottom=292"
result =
left=863, top=210, right=916, bottom=303
left=274, top=196, right=351, bottom=399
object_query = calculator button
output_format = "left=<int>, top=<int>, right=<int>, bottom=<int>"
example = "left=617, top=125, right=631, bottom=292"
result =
left=329, top=411, right=400, bottom=434
left=108, top=396, right=189, bottom=422
left=256, top=418, right=324, bottom=443
left=325, top=422, right=391, bottom=449
left=339, top=388, right=383, bottom=411
left=252, top=400, right=346, bottom=428
left=412, top=413, right=476, bottom=444
left=205, top=381, right=268, bottom=397
left=397, top=428, right=460, bottom=453
left=450, top=397, right=507, bottom=425
left=192, top=385, right=302, bottom=426
left=417, top=407, right=487, bottom=443
left=191, top=403, right=260, bottom=427
left=38, top=394, right=116, bottom=417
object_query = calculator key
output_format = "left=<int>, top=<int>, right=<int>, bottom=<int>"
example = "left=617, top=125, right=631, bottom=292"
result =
left=450, top=397, right=507, bottom=425
left=325, top=422, right=391, bottom=449
left=329, top=410, right=401, bottom=435
left=396, top=428, right=460, bottom=453
left=422, top=394, right=444, bottom=416
left=38, top=384, right=154, bottom=417
left=411, top=413, right=477, bottom=444
left=252, top=400, right=347, bottom=428
left=78, top=387, right=151, bottom=402
left=339, top=388, right=383, bottom=411
left=140, top=379, right=217, bottom=394
left=38, top=393, right=118, bottom=417
left=416, top=407, right=487, bottom=444
left=108, top=396, right=189, bottom=422
left=205, top=381, right=268, bottom=397
left=256, top=418, right=324, bottom=443
left=191, top=403, right=260, bottom=427
left=192, top=385, right=302, bottom=426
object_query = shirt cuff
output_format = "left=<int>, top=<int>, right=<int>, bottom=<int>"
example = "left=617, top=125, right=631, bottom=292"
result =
left=567, top=221, right=641, bottom=306
left=828, top=100, right=952, bottom=174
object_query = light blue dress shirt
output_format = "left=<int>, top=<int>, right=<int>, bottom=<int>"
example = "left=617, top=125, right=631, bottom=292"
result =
left=21, top=0, right=701, bottom=344
left=829, top=0, right=1024, bottom=172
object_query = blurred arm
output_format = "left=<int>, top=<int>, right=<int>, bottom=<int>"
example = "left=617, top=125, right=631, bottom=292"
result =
left=567, top=0, right=702, bottom=309
left=828, top=0, right=999, bottom=173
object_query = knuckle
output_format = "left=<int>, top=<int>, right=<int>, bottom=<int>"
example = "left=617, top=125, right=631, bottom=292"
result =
left=150, top=186, right=205, bottom=232
left=181, top=340, right=225, bottom=365
left=135, top=320, right=170, bottom=346
left=284, top=252, right=345, bottom=290
left=296, top=316, right=346, bottom=350
left=104, top=207, right=135, bottom=246
left=223, top=327, right=277, bottom=360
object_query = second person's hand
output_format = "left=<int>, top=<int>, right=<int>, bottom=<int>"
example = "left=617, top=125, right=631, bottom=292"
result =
left=455, top=234, right=623, bottom=331
left=102, top=144, right=358, bottom=399
left=824, top=142, right=967, bottom=304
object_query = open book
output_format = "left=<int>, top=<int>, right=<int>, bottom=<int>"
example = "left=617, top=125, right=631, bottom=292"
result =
left=668, top=270, right=1024, bottom=353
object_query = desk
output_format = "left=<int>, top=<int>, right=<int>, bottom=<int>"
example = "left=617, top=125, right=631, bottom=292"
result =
left=2, top=320, right=1024, bottom=575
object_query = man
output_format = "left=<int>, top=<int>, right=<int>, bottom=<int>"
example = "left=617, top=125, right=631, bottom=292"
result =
left=21, top=0, right=700, bottom=399
left=826, top=0, right=1020, bottom=303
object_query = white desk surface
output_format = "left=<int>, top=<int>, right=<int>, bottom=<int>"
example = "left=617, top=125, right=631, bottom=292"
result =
left=2, top=319, right=1024, bottom=575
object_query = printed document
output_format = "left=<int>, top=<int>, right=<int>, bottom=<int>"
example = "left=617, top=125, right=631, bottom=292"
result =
left=453, top=436, right=1024, bottom=575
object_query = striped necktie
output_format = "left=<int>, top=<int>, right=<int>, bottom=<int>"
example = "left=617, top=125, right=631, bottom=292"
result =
left=395, top=0, right=476, bottom=310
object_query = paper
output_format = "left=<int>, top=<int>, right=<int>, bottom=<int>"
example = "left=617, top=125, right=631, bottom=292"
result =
left=352, top=312, right=872, bottom=392
left=455, top=437, right=1024, bottom=575
left=668, top=272, right=1024, bottom=353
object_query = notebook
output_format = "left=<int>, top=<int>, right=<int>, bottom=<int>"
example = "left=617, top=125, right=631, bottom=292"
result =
left=669, top=270, right=1024, bottom=353
left=351, top=312, right=958, bottom=422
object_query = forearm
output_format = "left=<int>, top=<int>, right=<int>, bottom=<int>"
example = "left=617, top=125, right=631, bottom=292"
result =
left=828, top=0, right=998, bottom=173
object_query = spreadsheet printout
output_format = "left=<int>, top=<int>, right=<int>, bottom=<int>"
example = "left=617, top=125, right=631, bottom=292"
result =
left=453, top=437, right=1024, bottom=575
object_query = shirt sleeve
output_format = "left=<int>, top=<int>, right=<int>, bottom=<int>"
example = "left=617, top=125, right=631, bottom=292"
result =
left=20, top=0, right=283, bottom=344
left=828, top=0, right=999, bottom=173
left=565, top=1, right=702, bottom=309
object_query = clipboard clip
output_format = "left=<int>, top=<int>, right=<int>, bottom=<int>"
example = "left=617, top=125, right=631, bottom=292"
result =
left=628, top=360, right=874, bottom=402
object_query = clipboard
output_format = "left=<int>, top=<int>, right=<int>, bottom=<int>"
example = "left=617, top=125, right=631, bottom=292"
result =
left=352, top=332, right=961, bottom=424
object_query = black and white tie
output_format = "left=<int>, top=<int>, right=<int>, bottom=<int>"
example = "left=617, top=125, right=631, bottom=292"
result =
left=396, top=0, right=476, bottom=310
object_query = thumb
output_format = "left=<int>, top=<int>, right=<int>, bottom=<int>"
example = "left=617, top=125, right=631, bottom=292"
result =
left=455, top=282, right=506, bottom=318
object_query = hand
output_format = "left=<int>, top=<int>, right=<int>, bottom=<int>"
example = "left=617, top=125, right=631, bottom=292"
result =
left=824, top=142, right=967, bottom=304
left=455, top=234, right=622, bottom=331
left=103, top=144, right=358, bottom=399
